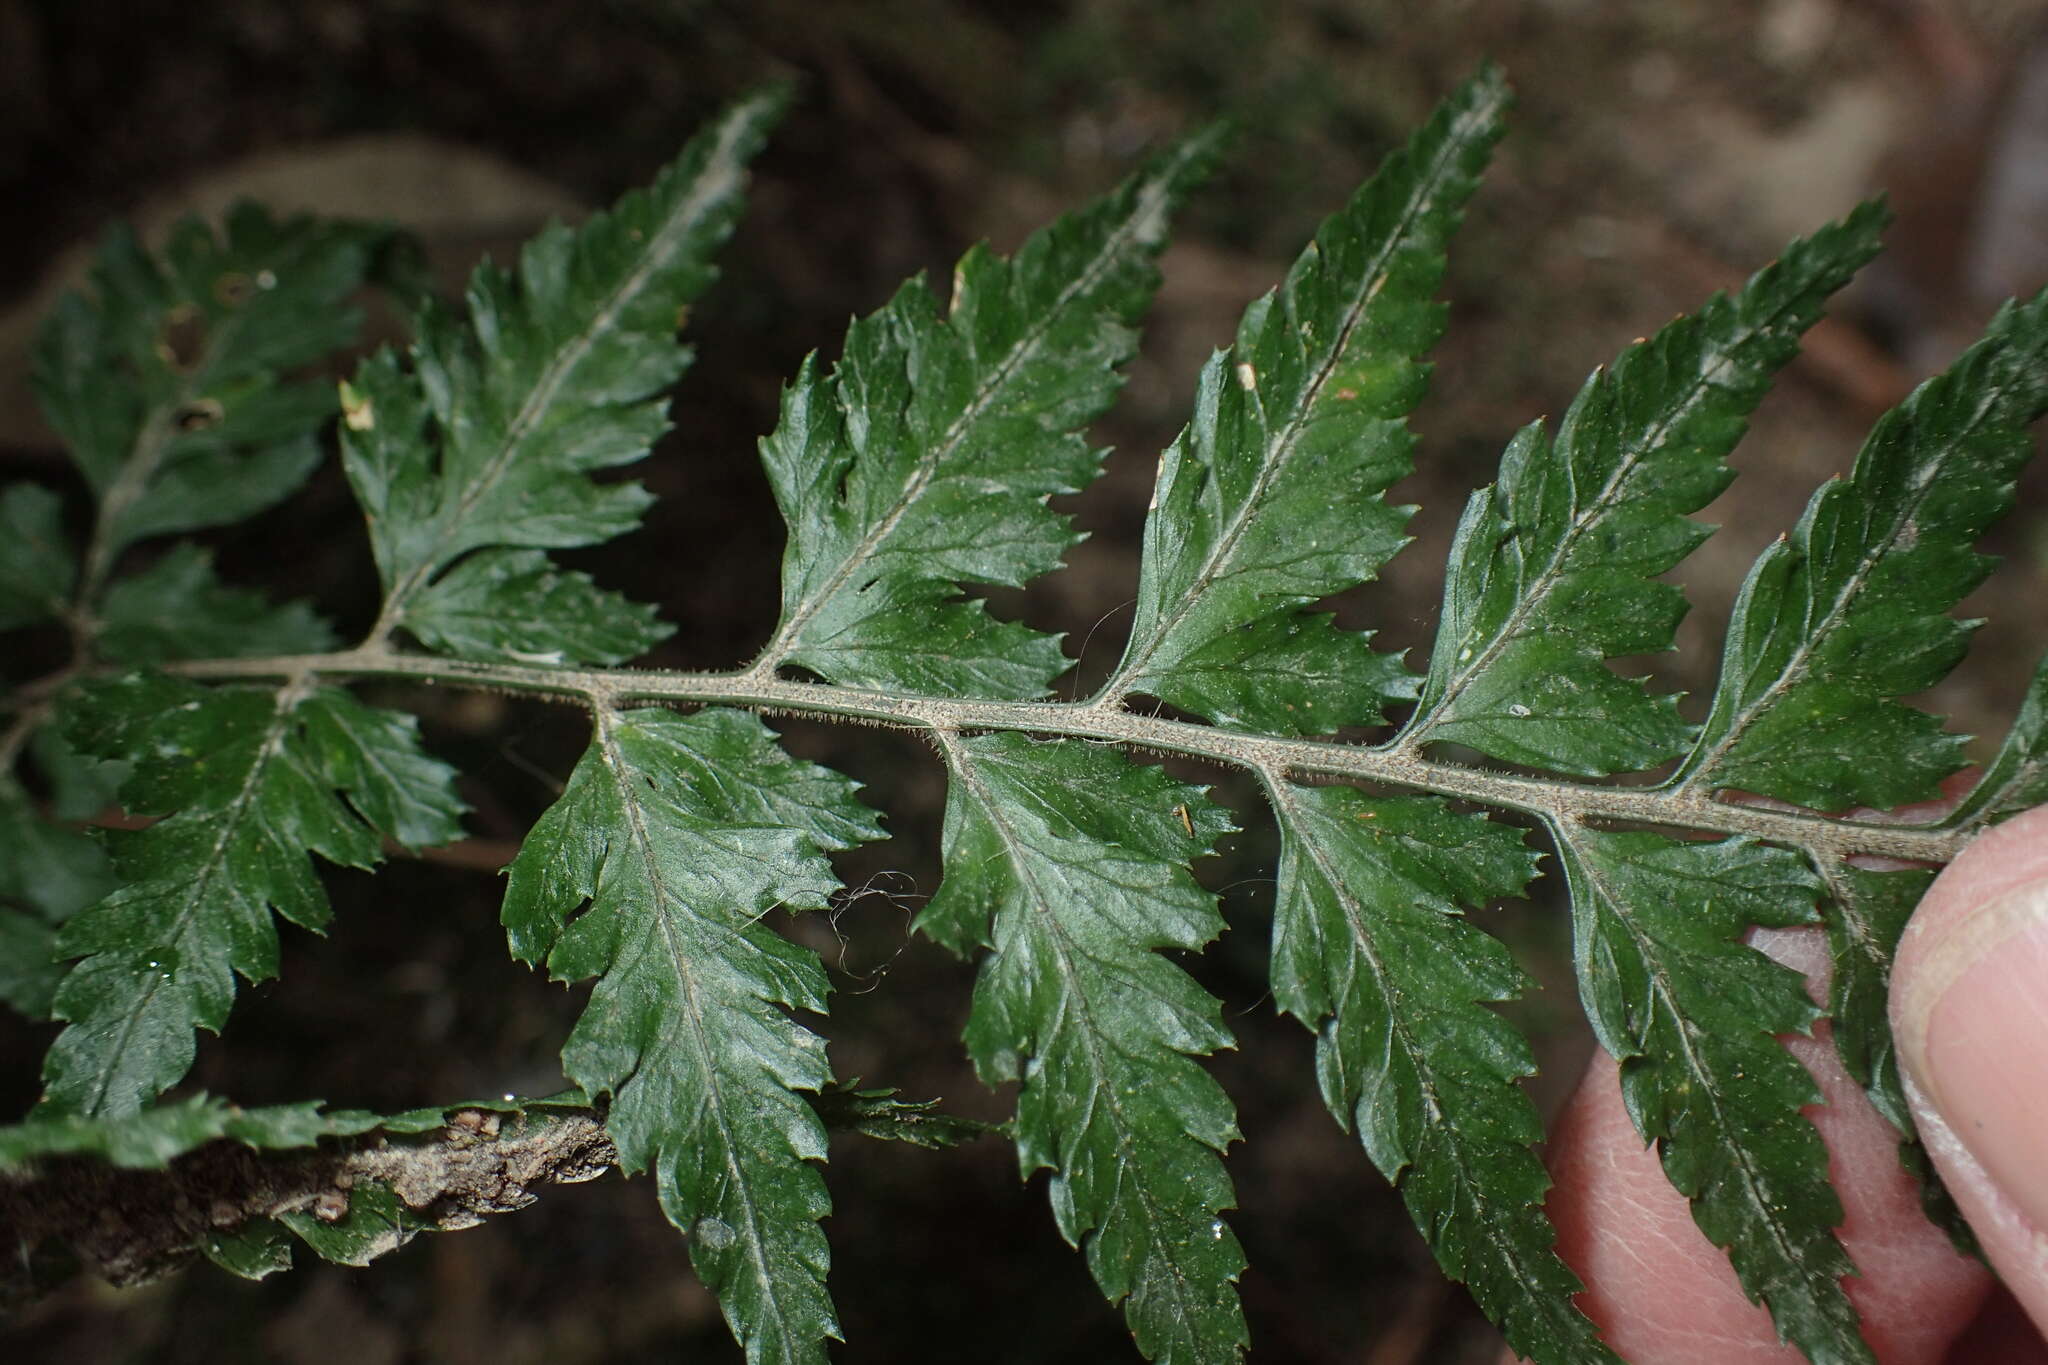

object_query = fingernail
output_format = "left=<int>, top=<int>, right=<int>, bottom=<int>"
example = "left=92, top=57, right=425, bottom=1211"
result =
left=1895, top=879, right=2048, bottom=1232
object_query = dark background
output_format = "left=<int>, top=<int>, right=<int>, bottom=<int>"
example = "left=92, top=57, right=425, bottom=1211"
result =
left=4, top=2, right=2047, bottom=1361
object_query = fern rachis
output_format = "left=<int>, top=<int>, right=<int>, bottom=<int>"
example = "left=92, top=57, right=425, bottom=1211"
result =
left=4, top=66, right=2048, bottom=1365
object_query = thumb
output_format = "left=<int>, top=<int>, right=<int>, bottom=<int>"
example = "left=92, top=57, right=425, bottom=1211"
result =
left=1893, top=803, right=2048, bottom=1336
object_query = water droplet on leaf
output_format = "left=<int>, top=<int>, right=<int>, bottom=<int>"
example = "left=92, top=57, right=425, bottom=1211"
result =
left=692, top=1216, right=737, bottom=1250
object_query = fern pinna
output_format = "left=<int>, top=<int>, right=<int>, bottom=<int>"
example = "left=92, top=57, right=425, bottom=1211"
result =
left=5, top=67, right=2048, bottom=1365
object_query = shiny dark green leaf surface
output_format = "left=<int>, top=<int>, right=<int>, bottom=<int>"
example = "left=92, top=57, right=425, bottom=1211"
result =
left=1406, top=205, right=1886, bottom=774
left=1109, top=66, right=1506, bottom=733
left=1677, top=288, right=2048, bottom=809
left=403, top=546, right=671, bottom=665
left=1554, top=828, right=1865, bottom=1365
left=342, top=90, right=785, bottom=646
left=97, top=544, right=334, bottom=664
left=38, top=673, right=463, bottom=1116
left=1266, top=786, right=1614, bottom=1363
left=15, top=71, right=2048, bottom=1365
left=754, top=130, right=1222, bottom=698
left=920, top=734, right=1245, bottom=1364
left=31, top=207, right=380, bottom=562
left=503, top=707, right=882, bottom=1365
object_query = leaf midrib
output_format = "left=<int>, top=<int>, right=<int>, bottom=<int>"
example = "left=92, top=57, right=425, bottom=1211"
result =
left=1405, top=247, right=1870, bottom=756
left=164, top=645, right=1987, bottom=866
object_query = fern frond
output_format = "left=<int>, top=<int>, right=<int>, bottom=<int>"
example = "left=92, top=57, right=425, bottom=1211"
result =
left=1555, top=829, right=1864, bottom=1363
left=1266, top=785, right=1616, bottom=1362
left=32, top=207, right=383, bottom=583
left=96, top=545, right=335, bottom=664
left=14, top=66, right=2048, bottom=1365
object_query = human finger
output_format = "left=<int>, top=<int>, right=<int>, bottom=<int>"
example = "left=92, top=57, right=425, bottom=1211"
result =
left=1891, top=803, right=2048, bottom=1339
left=1504, top=924, right=1994, bottom=1363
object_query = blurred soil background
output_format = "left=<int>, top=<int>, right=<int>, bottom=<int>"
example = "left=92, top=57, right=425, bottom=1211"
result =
left=4, top=1, right=2048, bottom=1361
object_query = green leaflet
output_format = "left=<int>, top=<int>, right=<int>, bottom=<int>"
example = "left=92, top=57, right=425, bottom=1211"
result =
left=1264, top=786, right=1614, bottom=1363
left=919, top=734, right=1246, bottom=1365
left=199, top=1220, right=300, bottom=1279
left=274, top=1181, right=433, bottom=1267
left=343, top=88, right=787, bottom=656
left=206, top=1190, right=421, bottom=1281
left=400, top=547, right=671, bottom=665
left=1677, top=287, right=2048, bottom=810
left=751, top=128, right=1224, bottom=699
left=31, top=206, right=381, bottom=570
left=502, top=707, right=884, bottom=1365
left=1104, top=65, right=1506, bottom=734
left=1404, top=203, right=1888, bottom=775
left=0, top=484, right=74, bottom=631
left=185, top=1189, right=443, bottom=1281
left=1552, top=827, right=1864, bottom=1365
left=97, top=544, right=335, bottom=665
left=38, top=673, right=464, bottom=1117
